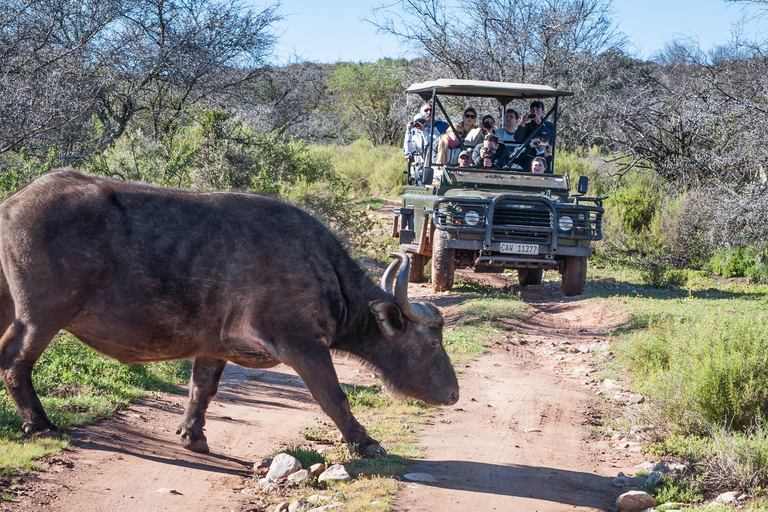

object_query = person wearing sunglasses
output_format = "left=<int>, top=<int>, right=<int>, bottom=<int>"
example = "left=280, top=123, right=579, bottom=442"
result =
left=466, top=114, right=495, bottom=147
left=460, top=107, right=477, bottom=136
left=405, top=103, right=449, bottom=136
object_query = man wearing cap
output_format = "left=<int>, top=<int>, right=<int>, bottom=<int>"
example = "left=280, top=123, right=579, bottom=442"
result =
left=471, top=134, right=511, bottom=168
left=403, top=113, right=428, bottom=163
left=457, top=150, right=472, bottom=167
left=518, top=129, right=553, bottom=172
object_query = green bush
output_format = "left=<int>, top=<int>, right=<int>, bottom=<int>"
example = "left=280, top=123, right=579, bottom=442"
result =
left=702, top=427, right=768, bottom=493
left=555, top=147, right=612, bottom=197
left=707, top=246, right=768, bottom=283
left=640, top=264, right=695, bottom=288
left=313, top=139, right=405, bottom=197
left=617, top=312, right=768, bottom=435
left=612, top=183, right=660, bottom=234
left=708, top=248, right=756, bottom=278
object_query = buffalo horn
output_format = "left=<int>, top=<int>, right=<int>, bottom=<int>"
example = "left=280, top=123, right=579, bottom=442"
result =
left=380, top=254, right=401, bottom=295
left=390, top=253, right=432, bottom=323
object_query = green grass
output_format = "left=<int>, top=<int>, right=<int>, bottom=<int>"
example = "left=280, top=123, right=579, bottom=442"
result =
left=313, top=139, right=405, bottom=197
left=584, top=264, right=768, bottom=501
left=0, top=332, right=191, bottom=472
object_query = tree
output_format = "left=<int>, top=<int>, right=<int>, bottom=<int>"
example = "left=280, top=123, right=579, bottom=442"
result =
left=0, top=0, right=281, bottom=163
left=327, top=59, right=412, bottom=146
left=368, top=0, right=626, bottom=87
left=0, top=0, right=118, bottom=159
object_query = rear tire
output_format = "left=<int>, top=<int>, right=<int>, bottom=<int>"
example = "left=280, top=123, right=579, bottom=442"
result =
left=431, top=230, right=455, bottom=291
left=561, top=256, right=587, bottom=296
left=408, top=254, right=427, bottom=283
left=517, top=268, right=543, bottom=286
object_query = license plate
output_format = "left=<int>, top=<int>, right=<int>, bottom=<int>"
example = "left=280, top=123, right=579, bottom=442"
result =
left=500, top=243, right=539, bottom=255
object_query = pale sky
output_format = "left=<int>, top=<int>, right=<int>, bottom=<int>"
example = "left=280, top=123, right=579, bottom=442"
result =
left=270, top=0, right=765, bottom=64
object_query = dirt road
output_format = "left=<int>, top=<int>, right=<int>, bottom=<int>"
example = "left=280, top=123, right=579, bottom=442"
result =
left=1, top=273, right=639, bottom=512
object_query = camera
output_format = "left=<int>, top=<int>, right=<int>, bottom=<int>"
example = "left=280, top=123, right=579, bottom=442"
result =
left=528, top=114, right=536, bottom=119
left=481, top=146, right=496, bottom=158
left=482, top=120, right=493, bottom=129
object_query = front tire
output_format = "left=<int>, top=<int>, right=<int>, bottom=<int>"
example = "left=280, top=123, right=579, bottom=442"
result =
left=561, top=256, right=587, bottom=296
left=431, top=230, right=455, bottom=291
left=517, top=268, right=543, bottom=286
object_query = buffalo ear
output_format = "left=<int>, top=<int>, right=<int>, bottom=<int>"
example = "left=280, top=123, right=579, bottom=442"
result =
left=370, top=301, right=405, bottom=338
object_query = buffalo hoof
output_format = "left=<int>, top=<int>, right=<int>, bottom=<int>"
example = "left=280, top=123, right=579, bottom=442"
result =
left=358, top=443, right=387, bottom=458
left=180, top=436, right=210, bottom=453
left=23, top=423, right=60, bottom=440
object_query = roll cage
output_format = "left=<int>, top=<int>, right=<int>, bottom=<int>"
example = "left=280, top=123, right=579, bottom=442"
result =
left=406, top=79, right=574, bottom=171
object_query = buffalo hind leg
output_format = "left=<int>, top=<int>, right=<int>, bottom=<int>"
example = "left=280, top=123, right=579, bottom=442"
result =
left=288, top=348, right=385, bottom=458
left=0, top=320, right=60, bottom=436
left=177, top=357, right=227, bottom=453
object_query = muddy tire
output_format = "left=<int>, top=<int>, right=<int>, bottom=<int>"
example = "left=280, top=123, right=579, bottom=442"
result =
left=561, top=256, right=587, bottom=296
left=408, top=254, right=428, bottom=283
left=517, top=268, right=543, bottom=286
left=431, top=230, right=455, bottom=291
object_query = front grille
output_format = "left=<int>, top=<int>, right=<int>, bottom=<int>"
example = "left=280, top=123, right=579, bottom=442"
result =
left=490, top=200, right=553, bottom=244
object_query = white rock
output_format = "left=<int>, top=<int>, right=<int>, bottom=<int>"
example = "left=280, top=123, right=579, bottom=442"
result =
left=716, top=491, right=745, bottom=503
left=273, top=503, right=290, bottom=512
left=615, top=490, right=657, bottom=511
left=645, top=472, right=661, bottom=485
left=288, top=500, right=311, bottom=512
left=629, top=394, right=645, bottom=404
left=156, top=488, right=180, bottom=494
left=317, top=464, right=350, bottom=482
left=288, top=469, right=310, bottom=483
left=403, top=472, right=437, bottom=483
left=307, top=495, right=330, bottom=505
left=266, top=453, right=302, bottom=481
left=613, top=475, right=646, bottom=487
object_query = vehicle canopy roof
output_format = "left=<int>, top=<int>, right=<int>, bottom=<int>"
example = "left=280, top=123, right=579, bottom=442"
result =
left=406, top=79, right=573, bottom=104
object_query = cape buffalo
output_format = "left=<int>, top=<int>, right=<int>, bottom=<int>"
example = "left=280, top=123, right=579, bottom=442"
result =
left=0, top=169, right=459, bottom=457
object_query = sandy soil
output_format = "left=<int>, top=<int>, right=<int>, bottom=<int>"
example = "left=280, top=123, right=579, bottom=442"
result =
left=0, top=271, right=641, bottom=512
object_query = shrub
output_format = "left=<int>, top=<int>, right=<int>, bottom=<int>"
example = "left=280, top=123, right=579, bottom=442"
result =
left=640, top=262, right=694, bottom=288
left=555, top=147, right=612, bottom=197
left=707, top=248, right=757, bottom=278
left=612, top=183, right=660, bottom=234
left=702, top=427, right=768, bottom=494
left=617, top=312, right=768, bottom=435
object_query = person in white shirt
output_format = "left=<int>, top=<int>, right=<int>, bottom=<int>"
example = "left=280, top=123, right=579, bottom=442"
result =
left=494, top=109, right=524, bottom=146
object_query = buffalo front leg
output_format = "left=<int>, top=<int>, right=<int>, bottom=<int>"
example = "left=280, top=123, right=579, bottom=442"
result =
left=0, top=320, right=59, bottom=436
left=288, top=349, right=386, bottom=458
left=177, top=357, right=227, bottom=453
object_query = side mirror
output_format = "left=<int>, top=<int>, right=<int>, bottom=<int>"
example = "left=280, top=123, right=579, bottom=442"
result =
left=421, top=167, right=434, bottom=186
left=577, top=176, right=589, bottom=195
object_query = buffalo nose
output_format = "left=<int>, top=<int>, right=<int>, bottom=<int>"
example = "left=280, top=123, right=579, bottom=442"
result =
left=449, top=390, right=460, bottom=405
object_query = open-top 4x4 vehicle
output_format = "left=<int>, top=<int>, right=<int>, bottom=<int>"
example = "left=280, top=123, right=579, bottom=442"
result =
left=392, top=79, right=604, bottom=295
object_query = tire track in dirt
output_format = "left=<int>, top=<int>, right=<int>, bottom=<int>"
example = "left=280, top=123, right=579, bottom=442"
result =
left=395, top=274, right=635, bottom=512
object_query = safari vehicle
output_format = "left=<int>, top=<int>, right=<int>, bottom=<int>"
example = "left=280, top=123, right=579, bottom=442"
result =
left=392, top=79, right=604, bottom=295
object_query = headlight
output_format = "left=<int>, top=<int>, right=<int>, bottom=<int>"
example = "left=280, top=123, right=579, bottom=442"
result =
left=464, top=210, right=481, bottom=226
left=558, top=216, right=574, bottom=231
